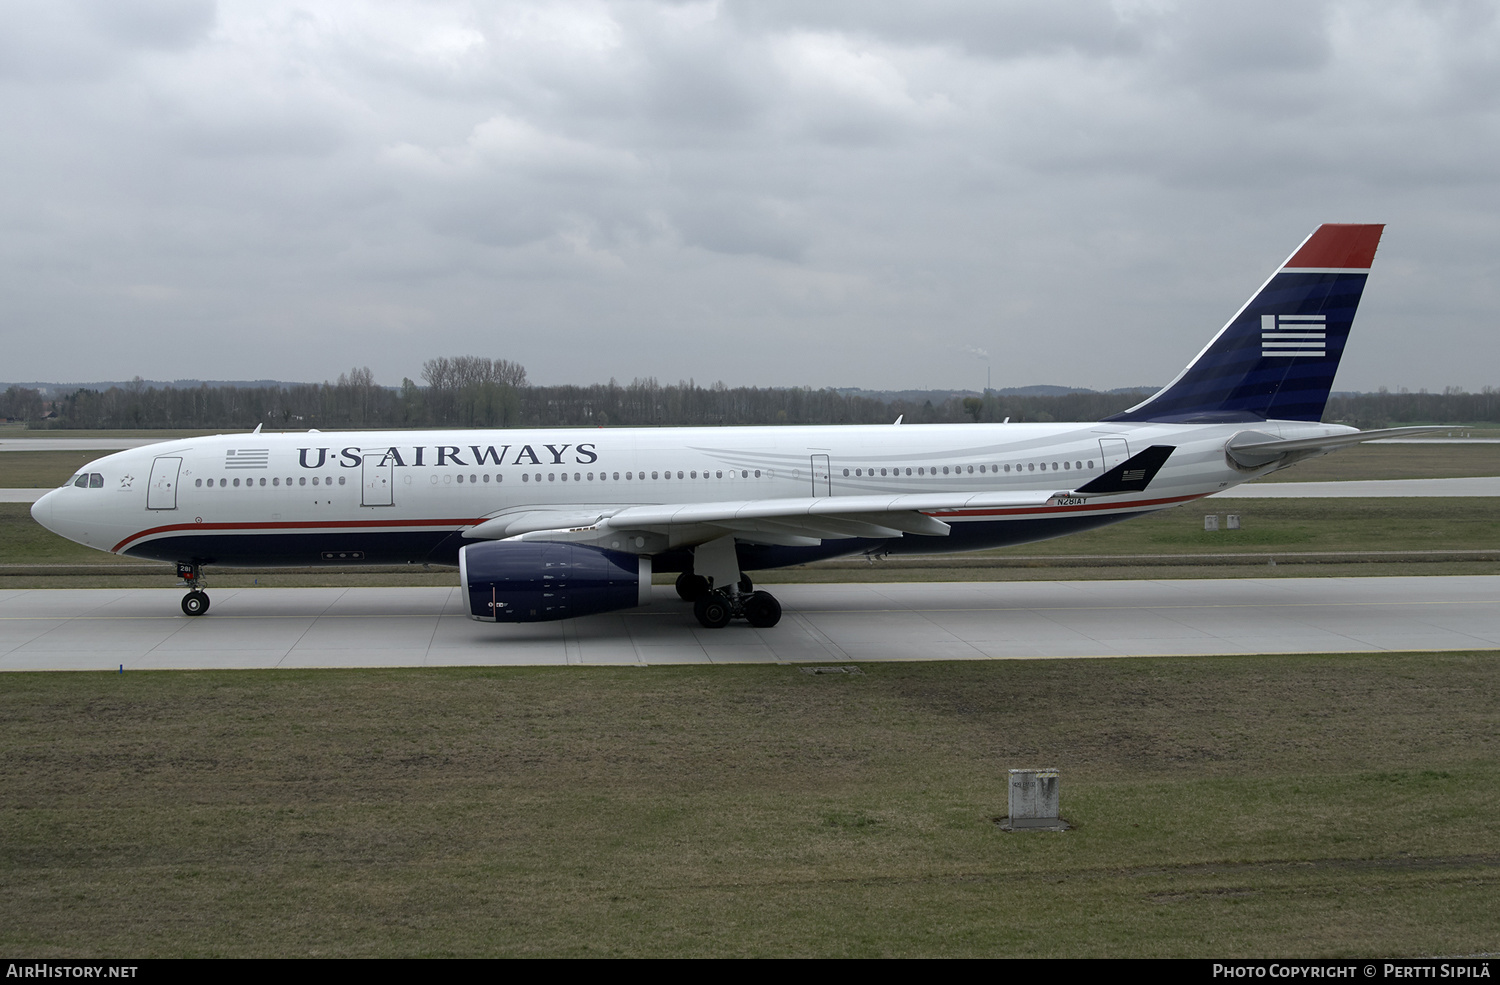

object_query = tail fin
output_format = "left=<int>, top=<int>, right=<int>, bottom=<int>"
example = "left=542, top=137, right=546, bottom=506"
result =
left=1107, top=224, right=1383, bottom=424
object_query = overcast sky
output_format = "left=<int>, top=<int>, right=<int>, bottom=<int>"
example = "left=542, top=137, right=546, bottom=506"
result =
left=3, top=0, right=1497, bottom=393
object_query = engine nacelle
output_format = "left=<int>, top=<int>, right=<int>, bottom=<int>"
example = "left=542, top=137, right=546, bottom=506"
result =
left=459, top=541, right=653, bottom=623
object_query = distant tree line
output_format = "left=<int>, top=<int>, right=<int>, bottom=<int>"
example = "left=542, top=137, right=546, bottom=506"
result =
left=1323, top=388, right=1500, bottom=429
left=5, top=363, right=1498, bottom=430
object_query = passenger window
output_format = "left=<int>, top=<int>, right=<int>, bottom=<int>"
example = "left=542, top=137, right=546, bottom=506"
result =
left=273, top=477, right=280, bottom=486
left=195, top=479, right=203, bottom=488
left=234, top=478, right=241, bottom=487
left=522, top=473, right=530, bottom=482
left=340, top=476, right=347, bottom=485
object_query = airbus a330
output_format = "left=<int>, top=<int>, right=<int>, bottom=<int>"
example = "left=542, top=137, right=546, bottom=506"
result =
left=32, top=224, right=1428, bottom=628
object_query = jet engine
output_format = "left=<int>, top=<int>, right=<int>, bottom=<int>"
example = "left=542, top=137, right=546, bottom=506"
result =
left=459, top=541, right=653, bottom=623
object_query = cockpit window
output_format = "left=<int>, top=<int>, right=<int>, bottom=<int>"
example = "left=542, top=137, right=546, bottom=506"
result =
left=71, top=473, right=88, bottom=488
left=89, top=473, right=104, bottom=488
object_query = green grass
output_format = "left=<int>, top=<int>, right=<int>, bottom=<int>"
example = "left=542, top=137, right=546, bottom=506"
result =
left=1266, top=441, right=1500, bottom=481
left=1, top=655, right=1496, bottom=956
left=5, top=498, right=1500, bottom=588
left=0, top=450, right=121, bottom=488
left=0, top=428, right=222, bottom=440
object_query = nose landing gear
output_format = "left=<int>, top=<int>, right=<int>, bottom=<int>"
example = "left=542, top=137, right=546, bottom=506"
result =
left=176, top=562, right=210, bottom=616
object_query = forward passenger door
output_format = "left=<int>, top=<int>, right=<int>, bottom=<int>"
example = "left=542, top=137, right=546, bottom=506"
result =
left=147, top=457, right=181, bottom=510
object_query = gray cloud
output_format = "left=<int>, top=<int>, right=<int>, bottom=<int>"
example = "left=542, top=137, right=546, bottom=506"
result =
left=1, top=0, right=1498, bottom=394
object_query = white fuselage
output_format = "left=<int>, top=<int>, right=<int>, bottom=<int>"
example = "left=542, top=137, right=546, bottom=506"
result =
left=32, top=419, right=1349, bottom=570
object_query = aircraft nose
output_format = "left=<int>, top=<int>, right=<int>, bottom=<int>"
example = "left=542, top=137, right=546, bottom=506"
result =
left=30, top=489, right=56, bottom=531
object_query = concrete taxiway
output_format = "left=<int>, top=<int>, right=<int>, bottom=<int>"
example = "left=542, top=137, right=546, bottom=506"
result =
left=2, top=576, right=1497, bottom=671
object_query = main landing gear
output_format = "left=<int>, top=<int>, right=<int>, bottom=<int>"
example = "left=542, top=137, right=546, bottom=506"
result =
left=675, top=569, right=782, bottom=629
left=177, top=562, right=210, bottom=617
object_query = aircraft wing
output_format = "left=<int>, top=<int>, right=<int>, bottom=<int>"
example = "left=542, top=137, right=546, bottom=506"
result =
left=465, top=490, right=1062, bottom=544
left=464, top=482, right=1162, bottom=548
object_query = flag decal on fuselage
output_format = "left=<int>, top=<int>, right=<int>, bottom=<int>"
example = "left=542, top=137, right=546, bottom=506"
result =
left=1261, top=314, right=1325, bottom=358
left=225, top=449, right=270, bottom=469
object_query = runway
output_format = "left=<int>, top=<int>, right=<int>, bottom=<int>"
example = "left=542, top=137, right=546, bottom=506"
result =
left=3, top=576, right=1498, bottom=671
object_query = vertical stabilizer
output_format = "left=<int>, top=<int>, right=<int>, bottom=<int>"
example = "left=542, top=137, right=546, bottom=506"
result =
left=1108, top=224, right=1383, bottom=423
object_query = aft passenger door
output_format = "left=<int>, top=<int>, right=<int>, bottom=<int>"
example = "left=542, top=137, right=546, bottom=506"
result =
left=147, top=457, right=181, bottom=510
left=1098, top=438, right=1130, bottom=471
left=361, top=453, right=394, bottom=507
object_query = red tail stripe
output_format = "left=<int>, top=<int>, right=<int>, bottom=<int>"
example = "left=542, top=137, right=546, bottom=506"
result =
left=1284, top=223, right=1383, bottom=269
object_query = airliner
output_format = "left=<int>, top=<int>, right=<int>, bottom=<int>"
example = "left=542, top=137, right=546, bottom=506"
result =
left=31, top=224, right=1430, bottom=628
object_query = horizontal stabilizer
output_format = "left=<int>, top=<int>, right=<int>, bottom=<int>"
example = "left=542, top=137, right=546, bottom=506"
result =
left=1225, top=426, right=1447, bottom=469
left=1074, top=445, right=1175, bottom=494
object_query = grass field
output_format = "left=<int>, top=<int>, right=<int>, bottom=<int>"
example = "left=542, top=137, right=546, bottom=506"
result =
left=1, top=654, right=1495, bottom=957
left=6, top=497, right=1499, bottom=589
left=0, top=450, right=125, bottom=488
left=4, top=432, right=1497, bottom=957
left=1265, top=442, right=1500, bottom=481
left=4, top=440, right=1498, bottom=588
